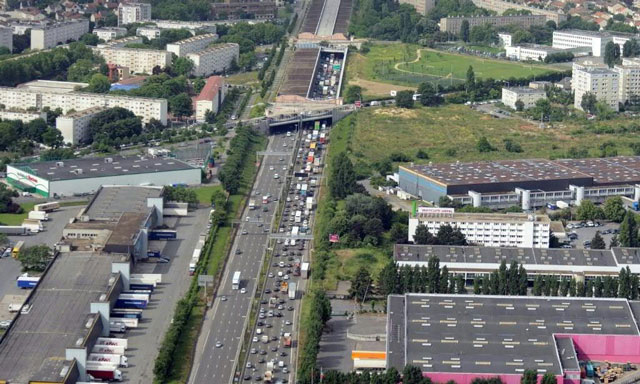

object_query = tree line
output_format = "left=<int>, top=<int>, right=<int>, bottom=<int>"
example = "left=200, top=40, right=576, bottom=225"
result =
left=218, top=125, right=260, bottom=194
left=298, top=290, right=332, bottom=384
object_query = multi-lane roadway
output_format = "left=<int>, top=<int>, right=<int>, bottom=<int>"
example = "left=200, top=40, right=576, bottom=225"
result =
left=190, top=131, right=298, bottom=384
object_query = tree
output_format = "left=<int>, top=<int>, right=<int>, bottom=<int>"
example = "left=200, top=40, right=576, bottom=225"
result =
left=417, top=82, right=442, bottom=106
left=604, top=41, right=621, bottom=68
left=349, top=267, right=372, bottom=302
left=581, top=92, right=598, bottom=114
left=575, top=200, right=604, bottom=221
left=466, top=66, right=475, bottom=92
left=379, top=261, right=399, bottom=296
left=172, top=57, right=194, bottom=76
left=436, top=225, right=467, bottom=245
left=18, top=245, right=51, bottom=272
left=86, top=73, right=111, bottom=93
left=603, top=196, right=626, bottom=222
left=389, top=223, right=408, bottom=244
left=42, top=127, right=63, bottom=148
left=591, top=231, right=606, bottom=249
left=476, top=136, right=495, bottom=152
left=344, top=85, right=363, bottom=104
left=169, top=93, right=193, bottom=117
left=610, top=235, right=619, bottom=248
left=541, top=373, right=557, bottom=384
left=619, top=211, right=639, bottom=247
left=413, top=224, right=434, bottom=245
left=403, top=365, right=426, bottom=384
left=460, top=20, right=470, bottom=42
left=521, top=369, right=538, bottom=384
left=623, top=39, right=640, bottom=57
left=515, top=99, right=525, bottom=111
left=329, top=152, right=357, bottom=199
left=87, top=107, right=142, bottom=145
left=395, top=90, right=414, bottom=108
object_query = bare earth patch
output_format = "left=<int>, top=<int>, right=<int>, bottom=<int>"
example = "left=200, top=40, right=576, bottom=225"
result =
left=373, top=107, right=418, bottom=118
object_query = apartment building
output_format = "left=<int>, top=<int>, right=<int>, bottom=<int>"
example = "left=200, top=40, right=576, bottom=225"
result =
left=552, top=30, right=612, bottom=57
left=136, top=26, right=161, bottom=40
left=615, top=58, right=640, bottom=104
left=505, top=44, right=563, bottom=61
left=193, top=76, right=226, bottom=122
left=408, top=207, right=551, bottom=248
left=398, top=0, right=435, bottom=15
left=498, top=32, right=512, bottom=47
left=92, top=27, right=127, bottom=42
left=470, top=0, right=566, bottom=23
left=30, top=19, right=89, bottom=50
left=0, top=86, right=167, bottom=124
left=210, top=2, right=277, bottom=19
left=97, top=36, right=143, bottom=48
left=501, top=87, right=546, bottom=110
left=0, top=110, right=46, bottom=122
left=187, top=43, right=239, bottom=77
left=151, top=19, right=217, bottom=34
left=0, top=26, right=12, bottom=51
left=56, top=107, right=104, bottom=145
left=572, top=61, right=620, bottom=111
left=166, top=33, right=218, bottom=57
left=95, top=46, right=172, bottom=74
left=118, top=2, right=152, bottom=25
left=440, top=15, right=546, bottom=34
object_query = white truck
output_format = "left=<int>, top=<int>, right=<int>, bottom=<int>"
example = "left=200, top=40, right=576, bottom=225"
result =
left=249, top=199, right=256, bottom=210
left=93, top=345, right=125, bottom=355
left=288, top=282, right=296, bottom=300
left=28, top=211, right=48, bottom=221
left=95, top=337, right=128, bottom=349
left=22, top=219, right=42, bottom=233
left=88, top=353, right=129, bottom=368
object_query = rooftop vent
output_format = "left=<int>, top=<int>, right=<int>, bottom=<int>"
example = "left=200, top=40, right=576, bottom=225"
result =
left=56, top=161, right=64, bottom=167
left=105, top=157, right=113, bottom=163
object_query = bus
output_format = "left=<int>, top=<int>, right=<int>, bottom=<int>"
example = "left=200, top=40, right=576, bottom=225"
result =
left=232, top=271, right=241, bottom=290
left=12, top=241, right=24, bottom=258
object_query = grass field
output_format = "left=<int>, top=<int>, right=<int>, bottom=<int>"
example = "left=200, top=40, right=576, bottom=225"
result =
left=0, top=203, right=35, bottom=226
left=345, top=44, right=565, bottom=97
left=226, top=71, right=259, bottom=86
left=193, top=185, right=223, bottom=205
left=336, top=104, right=640, bottom=166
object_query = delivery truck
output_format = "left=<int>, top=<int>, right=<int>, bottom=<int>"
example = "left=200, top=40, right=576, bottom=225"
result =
left=28, top=211, right=49, bottom=221
left=34, top=202, right=59, bottom=212
left=92, top=345, right=126, bottom=355
left=288, top=282, right=296, bottom=300
left=96, top=337, right=128, bottom=348
left=88, top=353, right=129, bottom=368
left=0, top=226, right=29, bottom=235
left=249, top=199, right=257, bottom=210
left=86, top=362, right=123, bottom=381
left=17, top=276, right=39, bottom=289
left=109, top=323, right=126, bottom=333
left=22, top=219, right=42, bottom=233
left=111, top=309, right=142, bottom=319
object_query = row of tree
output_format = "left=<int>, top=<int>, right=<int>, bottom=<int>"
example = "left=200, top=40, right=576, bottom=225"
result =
left=298, top=290, right=332, bottom=384
left=218, top=125, right=260, bottom=194
left=0, top=114, right=64, bottom=151
left=413, top=224, right=467, bottom=246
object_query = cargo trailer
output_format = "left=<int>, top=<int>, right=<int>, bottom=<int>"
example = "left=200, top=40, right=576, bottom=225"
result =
left=93, top=345, right=126, bottom=355
left=0, top=226, right=29, bottom=235
left=148, top=230, right=177, bottom=240
left=34, top=202, right=59, bottom=212
left=86, top=362, right=123, bottom=381
left=88, top=353, right=128, bottom=368
left=28, top=211, right=48, bottom=221
left=17, top=276, right=39, bottom=289
left=111, top=309, right=142, bottom=319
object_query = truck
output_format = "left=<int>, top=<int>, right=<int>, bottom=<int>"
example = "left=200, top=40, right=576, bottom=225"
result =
left=281, top=281, right=288, bottom=292
left=0, top=226, right=29, bottom=235
left=269, top=297, right=277, bottom=308
left=109, top=323, right=126, bottom=333
left=295, top=211, right=302, bottom=223
left=115, top=294, right=148, bottom=309
left=111, top=317, right=138, bottom=328
left=264, top=370, right=273, bottom=383
left=129, top=279, right=156, bottom=291
left=189, top=258, right=198, bottom=275
left=88, top=353, right=129, bottom=368
left=95, top=337, right=128, bottom=348
left=28, top=211, right=49, bottom=221
left=301, top=262, right=310, bottom=279
left=34, top=202, right=59, bottom=212
left=288, top=282, right=296, bottom=300
left=232, top=271, right=241, bottom=290
left=283, top=333, right=292, bottom=347
left=262, top=195, right=269, bottom=204
left=93, top=345, right=126, bottom=355
left=291, top=226, right=299, bottom=237
left=633, top=201, right=640, bottom=211
left=111, top=309, right=143, bottom=319
left=131, top=274, right=162, bottom=284
left=306, top=197, right=314, bottom=210
left=17, top=276, right=39, bottom=289
left=86, top=362, right=123, bottom=381
left=12, top=241, right=24, bottom=258
left=22, top=219, right=42, bottom=233
left=249, top=199, right=257, bottom=210
left=148, top=230, right=177, bottom=240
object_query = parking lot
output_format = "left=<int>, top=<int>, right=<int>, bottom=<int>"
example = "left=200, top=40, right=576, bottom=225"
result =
left=564, top=221, right=620, bottom=249
left=240, top=125, right=327, bottom=383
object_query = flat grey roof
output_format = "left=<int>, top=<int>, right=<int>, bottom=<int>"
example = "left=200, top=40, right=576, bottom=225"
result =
left=503, top=86, right=547, bottom=94
left=555, top=157, right=640, bottom=185
left=387, top=294, right=639, bottom=375
left=11, top=155, right=197, bottom=182
left=0, top=251, right=123, bottom=383
left=84, top=185, right=163, bottom=220
left=394, top=244, right=629, bottom=269
left=556, top=337, right=579, bottom=371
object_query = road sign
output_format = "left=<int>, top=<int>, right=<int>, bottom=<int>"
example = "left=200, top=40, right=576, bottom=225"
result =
left=198, top=274, right=214, bottom=287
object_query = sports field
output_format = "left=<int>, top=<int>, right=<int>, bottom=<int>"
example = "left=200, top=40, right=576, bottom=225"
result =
left=345, top=44, right=566, bottom=97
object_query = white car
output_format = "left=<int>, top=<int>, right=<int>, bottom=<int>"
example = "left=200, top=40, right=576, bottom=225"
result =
left=240, top=288, right=247, bottom=294
left=215, top=341, right=223, bottom=348
left=283, top=275, right=289, bottom=280
left=274, top=174, right=279, bottom=179
left=269, top=166, right=274, bottom=171
left=285, top=320, right=292, bottom=325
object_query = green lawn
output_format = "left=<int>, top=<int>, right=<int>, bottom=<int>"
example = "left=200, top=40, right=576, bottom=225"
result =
left=193, top=185, right=223, bottom=205
left=0, top=203, right=35, bottom=226
left=226, top=71, right=259, bottom=86
left=346, top=44, right=565, bottom=93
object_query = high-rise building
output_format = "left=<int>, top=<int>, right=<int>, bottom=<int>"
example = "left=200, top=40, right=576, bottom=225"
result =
left=615, top=58, right=640, bottom=104
left=0, top=26, right=12, bottom=51
left=95, top=46, right=172, bottom=74
left=193, top=76, right=226, bottom=122
left=440, top=15, right=546, bottom=34
left=166, top=33, right=218, bottom=57
left=30, top=20, right=89, bottom=50
left=572, top=61, right=620, bottom=112
left=187, top=43, right=239, bottom=77
left=118, top=2, right=152, bottom=26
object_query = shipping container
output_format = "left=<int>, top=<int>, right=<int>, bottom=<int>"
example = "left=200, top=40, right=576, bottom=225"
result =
left=16, top=276, right=39, bottom=289
left=0, top=226, right=28, bottom=235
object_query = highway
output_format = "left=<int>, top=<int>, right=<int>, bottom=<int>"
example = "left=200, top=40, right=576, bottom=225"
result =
left=315, top=0, right=341, bottom=36
left=189, top=132, right=297, bottom=384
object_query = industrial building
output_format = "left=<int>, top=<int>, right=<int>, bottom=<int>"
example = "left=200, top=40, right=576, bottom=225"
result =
left=118, top=2, right=152, bottom=25
left=395, top=244, right=640, bottom=279
left=397, top=156, right=640, bottom=209
left=501, top=86, right=546, bottom=110
left=30, top=19, right=90, bottom=50
left=193, top=75, right=226, bottom=122
left=187, top=43, right=239, bottom=77
left=6, top=155, right=200, bottom=197
left=440, top=15, right=546, bottom=34
left=166, top=33, right=218, bottom=57
left=387, top=294, right=640, bottom=384
left=0, top=186, right=167, bottom=383
left=408, top=207, right=551, bottom=248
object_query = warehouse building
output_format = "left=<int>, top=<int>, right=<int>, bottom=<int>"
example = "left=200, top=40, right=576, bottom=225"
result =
left=6, top=155, right=200, bottom=197
left=0, top=185, right=165, bottom=383
left=395, top=244, right=640, bottom=279
left=408, top=207, right=551, bottom=248
left=387, top=294, right=640, bottom=384
left=398, top=157, right=640, bottom=209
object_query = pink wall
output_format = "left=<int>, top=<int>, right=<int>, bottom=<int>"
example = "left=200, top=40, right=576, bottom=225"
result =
left=560, top=334, right=640, bottom=364
left=423, top=372, right=564, bottom=384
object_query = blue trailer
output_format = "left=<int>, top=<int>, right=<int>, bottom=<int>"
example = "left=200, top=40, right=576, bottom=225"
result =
left=17, top=276, right=39, bottom=289
left=115, top=300, right=147, bottom=309
left=147, top=250, right=162, bottom=258
left=111, top=309, right=143, bottom=319
left=148, top=230, right=177, bottom=240
left=633, top=201, right=640, bottom=211
left=130, top=283, right=155, bottom=291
